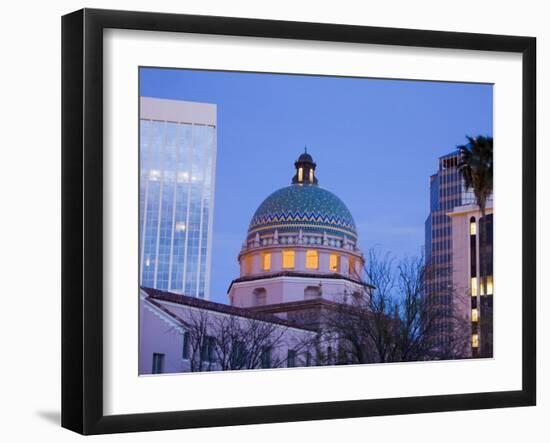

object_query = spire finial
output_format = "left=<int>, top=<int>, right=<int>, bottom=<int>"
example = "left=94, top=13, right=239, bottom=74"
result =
left=304, top=145, right=308, bottom=154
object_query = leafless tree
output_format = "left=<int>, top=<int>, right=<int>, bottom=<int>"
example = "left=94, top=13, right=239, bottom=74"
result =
left=320, top=248, right=470, bottom=365
left=185, top=308, right=216, bottom=372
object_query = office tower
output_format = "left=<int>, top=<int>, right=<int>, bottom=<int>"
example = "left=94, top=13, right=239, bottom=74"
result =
left=139, top=97, right=217, bottom=299
left=424, top=152, right=465, bottom=352
left=425, top=151, right=493, bottom=357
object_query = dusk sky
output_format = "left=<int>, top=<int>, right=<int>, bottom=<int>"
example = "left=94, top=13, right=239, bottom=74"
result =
left=140, top=68, right=493, bottom=304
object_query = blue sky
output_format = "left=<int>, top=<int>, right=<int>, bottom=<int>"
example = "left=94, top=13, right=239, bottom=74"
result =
left=140, top=68, right=493, bottom=304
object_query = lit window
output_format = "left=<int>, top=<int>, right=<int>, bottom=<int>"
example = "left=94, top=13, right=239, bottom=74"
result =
left=471, top=309, right=479, bottom=322
left=309, top=169, right=314, bottom=182
left=149, top=170, right=161, bottom=181
left=282, top=250, right=295, bottom=269
left=298, top=167, right=303, bottom=182
left=306, top=250, right=318, bottom=269
left=470, top=221, right=477, bottom=235
left=329, top=254, right=339, bottom=272
left=471, top=277, right=477, bottom=296
left=177, top=171, right=189, bottom=183
left=175, top=222, right=186, bottom=232
left=244, top=256, right=253, bottom=275
left=349, top=256, right=356, bottom=275
left=472, top=334, right=479, bottom=348
left=486, top=275, right=493, bottom=295
left=262, top=253, right=271, bottom=271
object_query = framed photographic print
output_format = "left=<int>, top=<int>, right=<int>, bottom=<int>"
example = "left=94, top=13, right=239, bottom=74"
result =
left=61, top=8, right=536, bottom=435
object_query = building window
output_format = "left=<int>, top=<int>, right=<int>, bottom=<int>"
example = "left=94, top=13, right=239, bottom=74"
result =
left=182, top=332, right=190, bottom=359
left=329, top=254, right=339, bottom=272
left=306, top=250, right=319, bottom=269
left=304, top=286, right=321, bottom=300
left=309, top=169, right=314, bottom=182
left=348, top=256, right=356, bottom=275
left=298, top=167, right=303, bottom=182
left=470, top=219, right=477, bottom=235
left=471, top=309, right=479, bottom=322
left=261, top=347, right=272, bottom=368
left=201, top=336, right=216, bottom=362
left=231, top=341, right=246, bottom=368
left=152, top=353, right=165, bottom=374
left=282, top=250, right=295, bottom=269
left=472, top=334, right=479, bottom=348
left=262, top=252, right=271, bottom=271
left=244, top=255, right=253, bottom=275
left=471, top=277, right=478, bottom=296
left=287, top=350, right=297, bottom=368
left=253, top=288, right=267, bottom=306
left=486, top=275, right=493, bottom=295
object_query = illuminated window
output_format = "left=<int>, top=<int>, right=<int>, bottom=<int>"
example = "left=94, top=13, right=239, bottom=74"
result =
left=472, top=334, right=479, bottom=348
left=471, top=309, right=479, bottom=322
left=262, top=253, right=271, bottom=271
left=244, top=256, right=253, bottom=275
left=175, top=222, right=186, bottom=232
left=470, top=220, right=477, bottom=235
left=306, top=250, right=318, bottom=269
left=471, top=277, right=477, bottom=296
left=298, top=167, right=303, bottom=182
left=329, top=254, right=340, bottom=272
left=309, top=169, right=314, bottom=182
left=282, top=250, right=295, bottom=269
left=349, top=256, right=356, bottom=275
left=486, top=275, right=493, bottom=295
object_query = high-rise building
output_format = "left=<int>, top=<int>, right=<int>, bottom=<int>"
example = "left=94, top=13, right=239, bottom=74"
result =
left=448, top=204, right=493, bottom=357
left=424, top=152, right=468, bottom=352
left=425, top=151, right=493, bottom=357
left=139, top=97, right=217, bottom=299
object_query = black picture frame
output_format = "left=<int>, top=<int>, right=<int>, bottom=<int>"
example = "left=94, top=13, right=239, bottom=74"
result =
left=61, top=8, right=536, bottom=435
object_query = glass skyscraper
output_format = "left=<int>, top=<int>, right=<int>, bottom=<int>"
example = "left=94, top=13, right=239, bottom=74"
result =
left=139, top=97, right=217, bottom=299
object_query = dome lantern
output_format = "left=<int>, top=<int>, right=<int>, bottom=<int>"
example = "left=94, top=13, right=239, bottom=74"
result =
left=292, top=147, right=318, bottom=185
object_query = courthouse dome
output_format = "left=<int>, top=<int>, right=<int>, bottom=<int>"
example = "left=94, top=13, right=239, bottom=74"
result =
left=247, top=150, right=358, bottom=242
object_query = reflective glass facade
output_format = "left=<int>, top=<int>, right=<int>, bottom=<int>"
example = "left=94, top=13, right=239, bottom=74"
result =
left=139, top=98, right=216, bottom=299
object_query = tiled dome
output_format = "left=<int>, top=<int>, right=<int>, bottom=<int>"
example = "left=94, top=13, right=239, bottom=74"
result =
left=248, top=183, right=358, bottom=241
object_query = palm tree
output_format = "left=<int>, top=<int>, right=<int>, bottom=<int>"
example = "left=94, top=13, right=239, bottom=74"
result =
left=457, top=135, right=493, bottom=219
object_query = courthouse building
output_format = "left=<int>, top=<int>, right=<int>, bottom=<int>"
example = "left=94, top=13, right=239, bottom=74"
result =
left=140, top=151, right=371, bottom=374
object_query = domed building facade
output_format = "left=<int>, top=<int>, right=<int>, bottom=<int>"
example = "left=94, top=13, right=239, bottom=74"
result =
left=228, top=151, right=369, bottom=313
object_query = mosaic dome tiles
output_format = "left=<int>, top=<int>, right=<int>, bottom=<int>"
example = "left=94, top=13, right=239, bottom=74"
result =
left=248, top=184, right=357, bottom=241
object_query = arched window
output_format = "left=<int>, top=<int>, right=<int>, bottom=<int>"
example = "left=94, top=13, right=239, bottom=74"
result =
left=244, top=255, right=253, bottom=275
left=329, top=254, right=339, bottom=272
left=304, top=286, right=321, bottom=300
left=282, top=250, right=295, bottom=269
left=348, top=256, right=356, bottom=276
left=262, top=252, right=271, bottom=271
left=253, top=288, right=267, bottom=306
left=306, top=250, right=318, bottom=269
left=470, top=216, right=477, bottom=235
left=298, top=167, right=303, bottom=182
